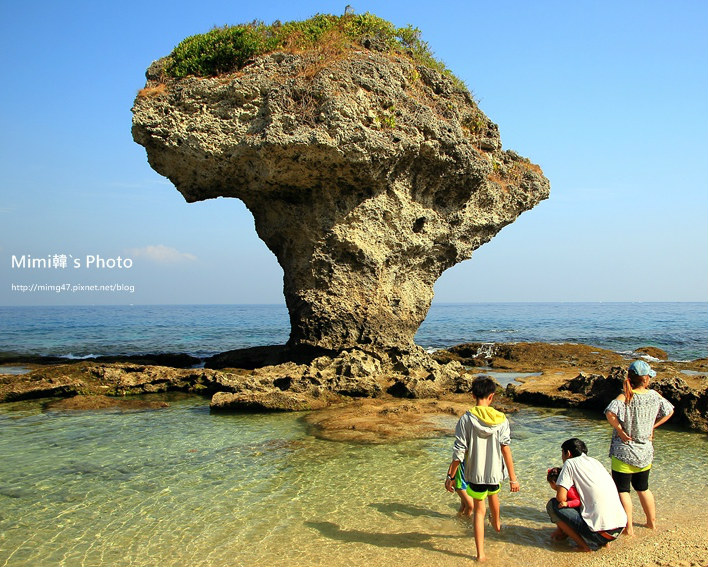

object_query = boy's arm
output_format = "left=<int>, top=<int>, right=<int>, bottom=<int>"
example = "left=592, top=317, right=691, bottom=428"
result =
left=444, top=460, right=461, bottom=493
left=565, top=497, right=581, bottom=508
left=556, top=485, right=569, bottom=507
left=565, top=486, right=581, bottom=508
left=445, top=415, right=469, bottom=492
left=500, top=445, right=520, bottom=492
left=445, top=414, right=470, bottom=493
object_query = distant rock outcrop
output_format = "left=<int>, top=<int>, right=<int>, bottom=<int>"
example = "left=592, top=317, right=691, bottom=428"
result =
left=132, top=44, right=549, bottom=354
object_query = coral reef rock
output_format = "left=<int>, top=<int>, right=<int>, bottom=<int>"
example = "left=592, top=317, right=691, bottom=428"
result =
left=133, top=49, right=550, bottom=353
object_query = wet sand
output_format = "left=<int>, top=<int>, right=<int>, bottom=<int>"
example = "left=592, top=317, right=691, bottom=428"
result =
left=576, top=518, right=708, bottom=567
left=390, top=505, right=708, bottom=567
left=483, top=497, right=707, bottom=567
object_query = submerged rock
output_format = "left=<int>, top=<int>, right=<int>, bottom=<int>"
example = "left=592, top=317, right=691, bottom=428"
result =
left=210, top=390, right=329, bottom=412
left=303, top=398, right=467, bottom=443
left=44, top=395, right=169, bottom=412
left=633, top=346, right=668, bottom=360
left=132, top=33, right=549, bottom=354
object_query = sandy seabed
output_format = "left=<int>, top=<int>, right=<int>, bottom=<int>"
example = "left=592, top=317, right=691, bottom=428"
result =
left=421, top=519, right=703, bottom=567
left=316, top=498, right=708, bottom=567
left=284, top=497, right=707, bottom=567
left=458, top=509, right=707, bottom=567
left=569, top=515, right=707, bottom=567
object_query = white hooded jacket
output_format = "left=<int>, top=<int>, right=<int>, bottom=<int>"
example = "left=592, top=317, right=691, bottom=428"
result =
left=452, top=406, right=511, bottom=485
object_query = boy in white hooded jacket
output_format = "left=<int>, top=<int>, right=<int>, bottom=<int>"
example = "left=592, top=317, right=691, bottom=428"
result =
left=445, top=376, right=520, bottom=562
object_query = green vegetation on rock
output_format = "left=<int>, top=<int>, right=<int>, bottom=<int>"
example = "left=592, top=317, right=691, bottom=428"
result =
left=164, top=12, right=459, bottom=83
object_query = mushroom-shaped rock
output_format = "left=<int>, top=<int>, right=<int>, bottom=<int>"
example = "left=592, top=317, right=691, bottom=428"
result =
left=132, top=18, right=550, bottom=354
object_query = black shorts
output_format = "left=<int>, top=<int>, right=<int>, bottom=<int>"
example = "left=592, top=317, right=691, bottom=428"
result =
left=612, top=468, right=650, bottom=492
left=467, top=483, right=501, bottom=500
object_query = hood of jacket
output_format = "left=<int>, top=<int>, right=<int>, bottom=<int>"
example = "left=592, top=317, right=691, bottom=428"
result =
left=468, top=406, right=507, bottom=437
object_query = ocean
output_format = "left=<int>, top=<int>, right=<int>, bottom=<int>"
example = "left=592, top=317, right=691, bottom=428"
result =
left=0, top=302, right=706, bottom=360
left=1, top=302, right=706, bottom=566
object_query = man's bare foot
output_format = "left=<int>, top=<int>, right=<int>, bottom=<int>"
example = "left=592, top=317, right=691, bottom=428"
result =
left=644, top=521, right=656, bottom=530
left=623, top=526, right=635, bottom=537
left=476, top=554, right=487, bottom=562
left=550, top=528, right=567, bottom=541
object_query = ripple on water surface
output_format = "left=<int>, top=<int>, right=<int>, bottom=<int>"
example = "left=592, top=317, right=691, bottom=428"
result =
left=1, top=397, right=706, bottom=567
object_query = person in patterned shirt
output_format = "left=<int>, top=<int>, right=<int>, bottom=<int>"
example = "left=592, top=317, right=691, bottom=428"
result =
left=604, top=360, right=674, bottom=535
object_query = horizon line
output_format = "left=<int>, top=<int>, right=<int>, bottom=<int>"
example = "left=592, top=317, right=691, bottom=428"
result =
left=2, top=300, right=707, bottom=308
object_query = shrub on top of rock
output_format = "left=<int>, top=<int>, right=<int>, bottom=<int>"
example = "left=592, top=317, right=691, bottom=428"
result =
left=163, top=12, right=459, bottom=83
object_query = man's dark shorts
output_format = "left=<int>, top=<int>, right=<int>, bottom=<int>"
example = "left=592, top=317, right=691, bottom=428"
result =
left=546, top=498, right=623, bottom=548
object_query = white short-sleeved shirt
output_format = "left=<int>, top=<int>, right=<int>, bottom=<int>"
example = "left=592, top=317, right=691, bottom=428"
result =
left=557, top=454, right=627, bottom=532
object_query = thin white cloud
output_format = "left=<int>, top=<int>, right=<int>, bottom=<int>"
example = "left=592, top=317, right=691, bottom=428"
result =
left=128, top=244, right=197, bottom=264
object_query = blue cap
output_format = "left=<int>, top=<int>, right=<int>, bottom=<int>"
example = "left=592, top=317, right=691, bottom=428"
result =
left=629, top=360, right=656, bottom=377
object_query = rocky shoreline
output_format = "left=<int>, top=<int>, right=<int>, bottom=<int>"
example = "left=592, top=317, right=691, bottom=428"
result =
left=2, top=342, right=706, bottom=437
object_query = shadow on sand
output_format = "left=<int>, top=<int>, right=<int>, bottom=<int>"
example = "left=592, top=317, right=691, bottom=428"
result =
left=369, top=502, right=451, bottom=519
left=304, top=521, right=470, bottom=559
left=306, top=503, right=561, bottom=558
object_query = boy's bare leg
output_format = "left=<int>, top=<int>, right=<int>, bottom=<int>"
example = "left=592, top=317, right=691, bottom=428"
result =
left=473, top=498, right=487, bottom=562
left=487, top=493, right=501, bottom=532
left=553, top=519, right=591, bottom=552
left=457, top=489, right=474, bottom=517
left=636, top=490, right=656, bottom=529
left=618, top=492, right=634, bottom=536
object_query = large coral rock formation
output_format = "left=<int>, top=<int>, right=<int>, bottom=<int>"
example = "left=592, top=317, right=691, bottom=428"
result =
left=132, top=49, right=550, bottom=353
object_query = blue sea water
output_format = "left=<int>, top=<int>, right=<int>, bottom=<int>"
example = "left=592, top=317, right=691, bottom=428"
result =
left=0, top=302, right=705, bottom=360
left=1, top=302, right=707, bottom=566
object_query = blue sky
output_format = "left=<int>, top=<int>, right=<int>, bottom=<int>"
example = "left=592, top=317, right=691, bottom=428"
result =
left=1, top=0, right=706, bottom=305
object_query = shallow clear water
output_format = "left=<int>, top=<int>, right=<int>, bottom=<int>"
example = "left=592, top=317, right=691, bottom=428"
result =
left=1, top=395, right=706, bottom=567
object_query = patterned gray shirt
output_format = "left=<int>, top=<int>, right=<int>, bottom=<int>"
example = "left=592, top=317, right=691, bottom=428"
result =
left=605, top=390, right=674, bottom=468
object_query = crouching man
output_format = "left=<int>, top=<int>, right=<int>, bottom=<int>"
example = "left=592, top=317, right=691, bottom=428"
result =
left=546, top=438, right=627, bottom=551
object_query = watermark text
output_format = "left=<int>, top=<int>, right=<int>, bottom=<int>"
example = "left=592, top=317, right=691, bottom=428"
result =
left=10, top=283, right=135, bottom=294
